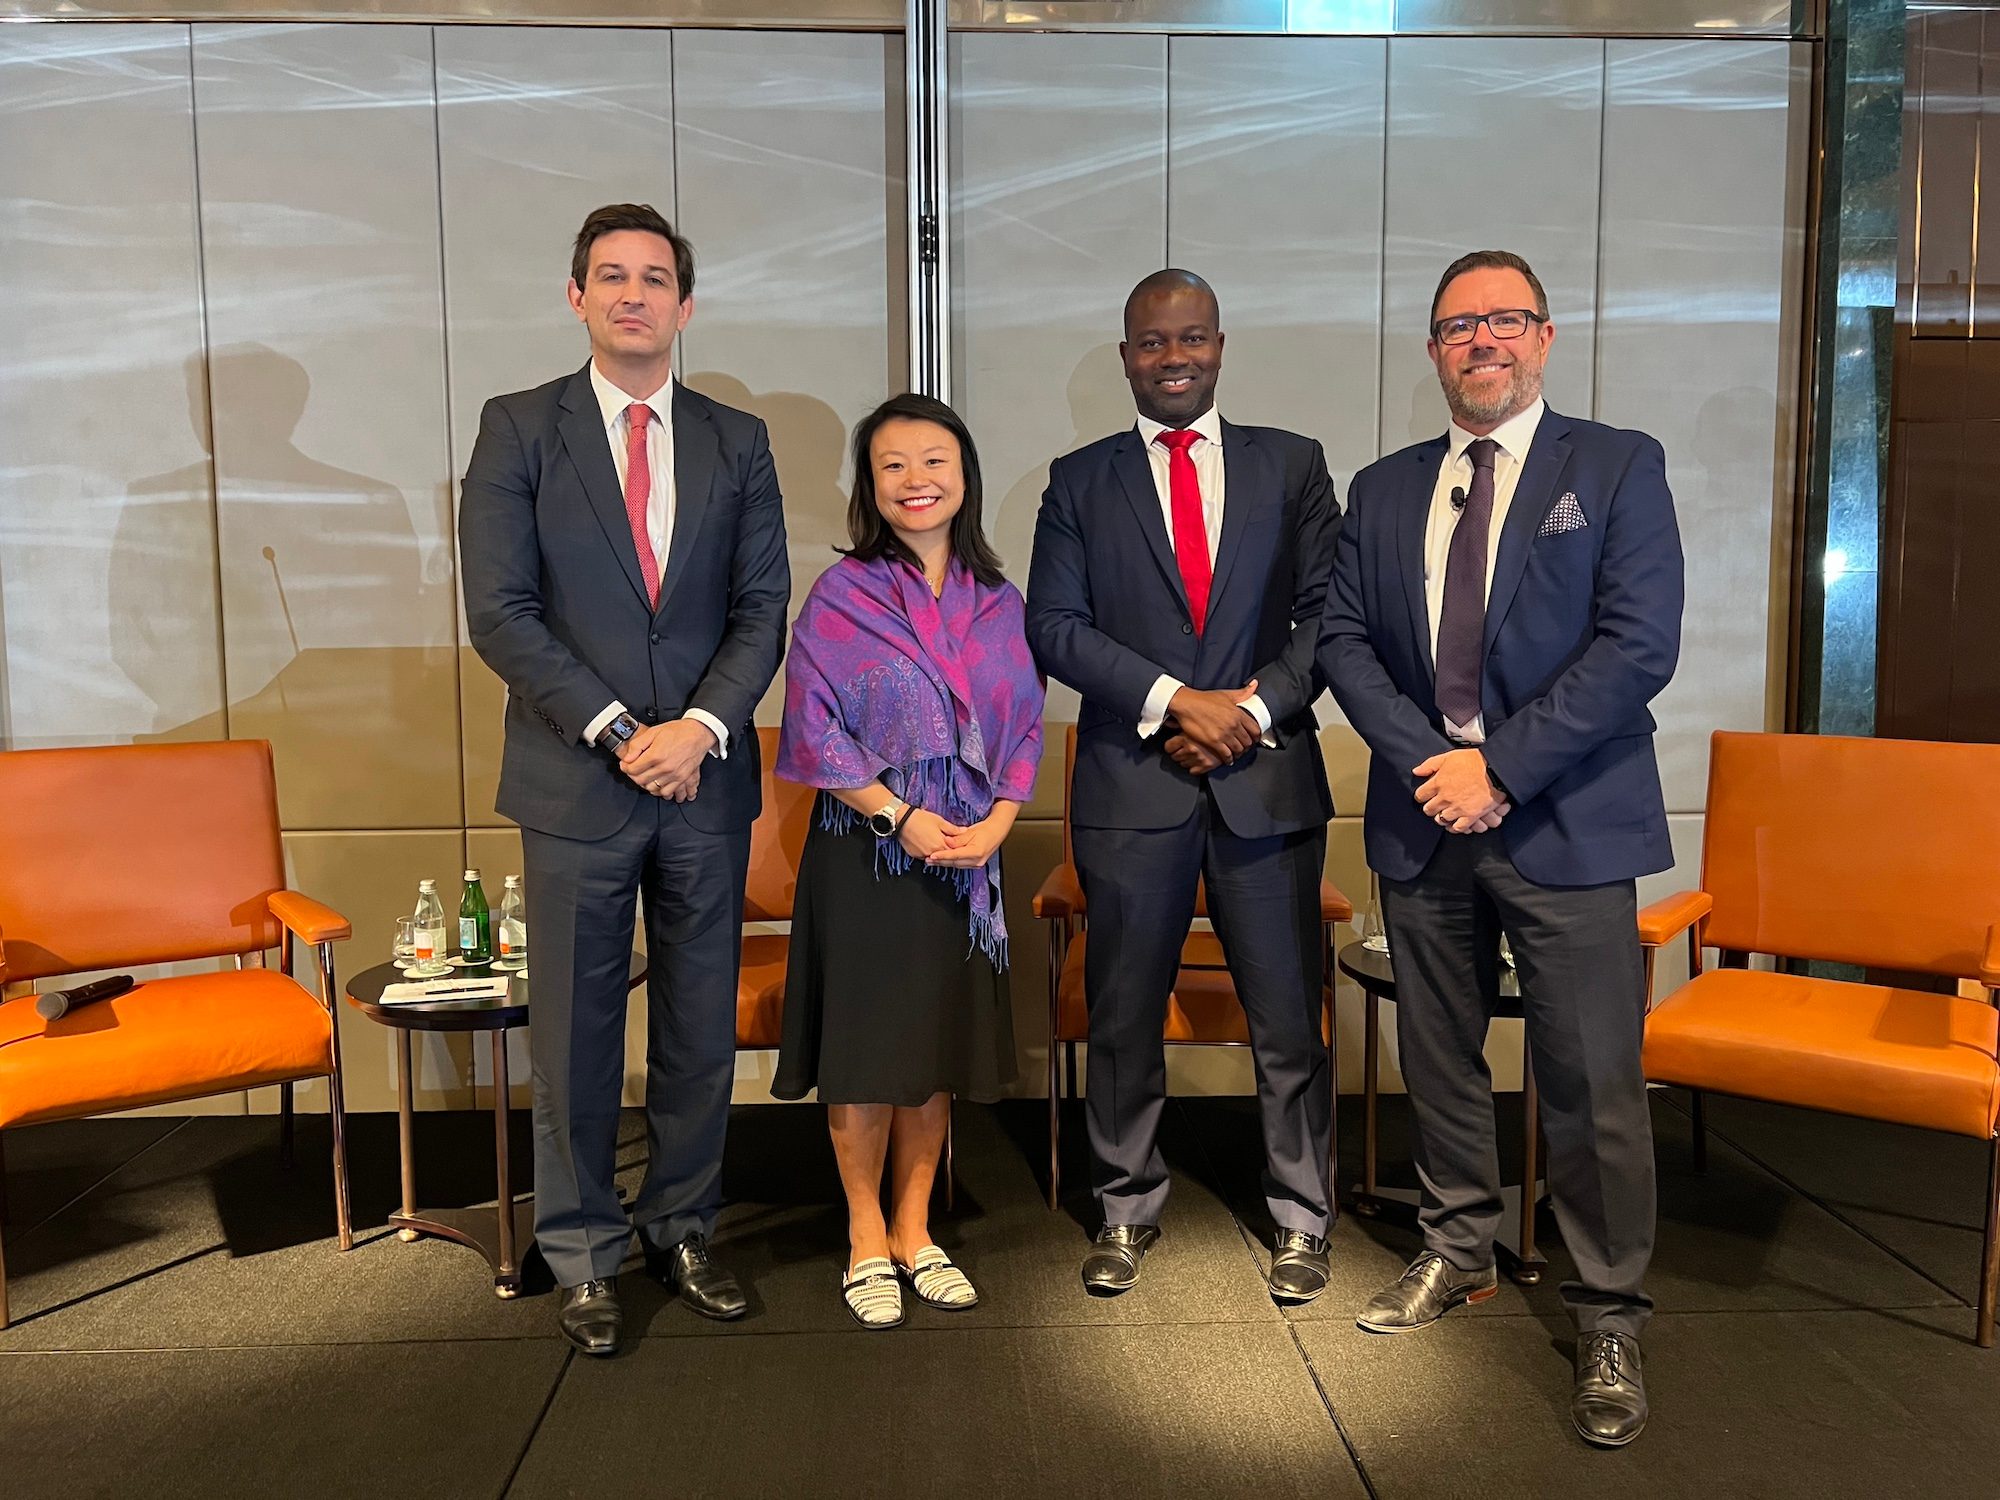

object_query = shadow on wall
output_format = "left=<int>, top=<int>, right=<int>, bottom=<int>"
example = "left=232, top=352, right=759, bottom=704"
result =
left=995, top=341, right=1132, bottom=584
left=684, top=371, right=850, bottom=572
left=112, top=345, right=457, bottom=826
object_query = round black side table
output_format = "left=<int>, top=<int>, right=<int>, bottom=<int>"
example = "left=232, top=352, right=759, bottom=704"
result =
left=345, top=951, right=646, bottom=1297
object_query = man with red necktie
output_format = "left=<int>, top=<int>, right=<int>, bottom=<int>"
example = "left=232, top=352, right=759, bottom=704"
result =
left=460, top=203, right=790, bottom=1355
left=1026, top=269, right=1342, bottom=1302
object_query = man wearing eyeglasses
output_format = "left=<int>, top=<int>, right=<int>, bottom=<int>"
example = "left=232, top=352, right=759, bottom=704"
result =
left=1318, top=250, right=1684, bottom=1448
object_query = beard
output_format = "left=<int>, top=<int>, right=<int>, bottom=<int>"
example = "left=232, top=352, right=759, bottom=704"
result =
left=1443, top=358, right=1542, bottom=427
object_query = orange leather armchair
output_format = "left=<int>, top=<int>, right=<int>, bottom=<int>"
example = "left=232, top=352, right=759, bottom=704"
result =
left=737, top=727, right=817, bottom=1052
left=1032, top=726, right=1353, bottom=1208
left=0, top=740, right=355, bottom=1329
left=1640, top=731, right=2000, bottom=1345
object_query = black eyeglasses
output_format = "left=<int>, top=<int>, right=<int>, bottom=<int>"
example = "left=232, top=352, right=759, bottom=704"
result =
left=1431, top=309, right=1547, bottom=346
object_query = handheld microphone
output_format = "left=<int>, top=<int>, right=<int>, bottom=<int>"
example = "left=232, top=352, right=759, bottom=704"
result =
left=1450, top=486, right=1467, bottom=512
left=37, top=974, right=136, bottom=1022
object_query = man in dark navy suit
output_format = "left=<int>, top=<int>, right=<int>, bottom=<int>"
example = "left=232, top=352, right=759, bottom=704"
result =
left=1319, top=250, right=1683, bottom=1447
left=461, top=204, right=790, bottom=1355
left=1026, top=270, right=1341, bottom=1303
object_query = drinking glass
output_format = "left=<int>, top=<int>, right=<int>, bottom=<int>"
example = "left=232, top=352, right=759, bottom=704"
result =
left=1361, top=871, right=1390, bottom=954
left=392, top=916, right=418, bottom=969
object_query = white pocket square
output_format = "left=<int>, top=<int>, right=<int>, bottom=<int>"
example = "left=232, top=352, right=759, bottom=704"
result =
left=1537, top=493, right=1587, bottom=537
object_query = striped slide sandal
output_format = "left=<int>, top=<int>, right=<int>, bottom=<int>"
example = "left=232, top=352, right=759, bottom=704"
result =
left=898, top=1245, right=978, bottom=1310
left=841, top=1257, right=905, bottom=1330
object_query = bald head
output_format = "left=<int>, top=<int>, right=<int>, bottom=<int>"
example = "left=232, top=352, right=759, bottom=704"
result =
left=1122, top=268, right=1219, bottom=339
left=1120, top=269, right=1225, bottom=426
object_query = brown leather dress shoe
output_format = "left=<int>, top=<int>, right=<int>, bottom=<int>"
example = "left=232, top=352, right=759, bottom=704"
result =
left=647, top=1232, right=748, bottom=1321
left=1572, top=1330, right=1648, bottom=1447
left=558, top=1278, right=622, bottom=1356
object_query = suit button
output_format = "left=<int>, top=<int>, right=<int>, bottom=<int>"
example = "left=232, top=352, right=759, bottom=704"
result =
left=649, top=632, right=661, bottom=645
left=642, top=707, right=658, bottom=723
left=1181, top=622, right=1194, bottom=635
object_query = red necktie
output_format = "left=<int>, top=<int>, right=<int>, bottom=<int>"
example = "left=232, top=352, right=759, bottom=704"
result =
left=1155, top=428, right=1211, bottom=634
left=624, top=403, right=661, bottom=607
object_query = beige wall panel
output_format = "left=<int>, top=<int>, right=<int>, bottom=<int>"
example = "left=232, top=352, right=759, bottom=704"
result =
left=435, top=25, right=678, bottom=826
left=951, top=32, right=1166, bottom=728
left=1599, top=41, right=1800, bottom=810
left=1379, top=39, right=1601, bottom=455
left=672, top=27, right=903, bottom=726
left=0, top=24, right=223, bottom=751
left=1167, top=36, right=1386, bottom=495
left=278, top=828, right=472, bottom=1114
left=193, top=24, right=459, bottom=831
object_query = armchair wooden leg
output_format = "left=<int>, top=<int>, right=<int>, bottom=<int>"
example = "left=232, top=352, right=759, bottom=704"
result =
left=1980, top=1136, right=2000, bottom=1349
left=317, top=940, right=354, bottom=1252
left=1047, top=924, right=1063, bottom=1211
left=0, top=1130, right=8, bottom=1331
left=279, top=1082, right=296, bottom=1170
left=1518, top=1046, right=1542, bottom=1281
left=1689, top=1088, right=1709, bottom=1175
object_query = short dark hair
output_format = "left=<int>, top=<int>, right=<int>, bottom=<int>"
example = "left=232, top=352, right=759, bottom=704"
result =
left=570, top=203, right=695, bottom=300
left=1122, top=267, right=1219, bottom=339
left=840, top=393, right=1006, bottom=589
left=1428, top=250, right=1548, bottom=328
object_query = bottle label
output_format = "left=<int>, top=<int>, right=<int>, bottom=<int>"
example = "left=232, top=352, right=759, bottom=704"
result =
left=460, top=918, right=479, bottom=951
left=416, top=928, right=439, bottom=960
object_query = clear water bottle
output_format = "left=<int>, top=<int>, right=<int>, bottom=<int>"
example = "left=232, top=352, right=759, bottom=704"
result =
left=412, top=880, right=449, bottom=974
left=496, top=875, right=527, bottom=969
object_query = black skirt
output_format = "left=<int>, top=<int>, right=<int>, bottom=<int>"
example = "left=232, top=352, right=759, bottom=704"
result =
left=772, top=798, right=1016, bottom=1107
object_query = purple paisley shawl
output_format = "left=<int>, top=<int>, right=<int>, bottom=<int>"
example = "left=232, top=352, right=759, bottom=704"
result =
left=777, top=554, right=1045, bottom=966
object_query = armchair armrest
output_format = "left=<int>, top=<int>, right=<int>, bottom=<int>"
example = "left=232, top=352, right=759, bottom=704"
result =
left=1033, top=862, right=1085, bottom=920
left=1982, top=924, right=2000, bottom=990
left=1318, top=879, right=1353, bottom=924
left=269, top=890, right=353, bottom=946
left=1638, top=889, right=1712, bottom=948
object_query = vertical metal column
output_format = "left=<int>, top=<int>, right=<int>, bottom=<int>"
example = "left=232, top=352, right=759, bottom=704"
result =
left=906, top=0, right=950, bottom=401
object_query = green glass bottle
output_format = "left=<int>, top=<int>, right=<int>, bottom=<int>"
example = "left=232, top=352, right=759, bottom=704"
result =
left=458, top=868, right=492, bottom=964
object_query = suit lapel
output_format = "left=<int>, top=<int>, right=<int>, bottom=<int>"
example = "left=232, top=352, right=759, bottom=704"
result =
left=655, top=382, right=718, bottom=615
left=1110, top=428, right=1189, bottom=612
left=557, top=363, right=652, bottom=610
left=1481, top=410, right=1574, bottom=655
left=1207, top=419, right=1270, bottom=608
left=1396, top=437, right=1447, bottom=688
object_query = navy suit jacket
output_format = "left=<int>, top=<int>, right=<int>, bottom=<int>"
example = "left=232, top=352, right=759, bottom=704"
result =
left=459, top=365, right=791, bottom=843
left=1317, top=408, right=1683, bottom=887
left=1025, top=421, right=1339, bottom=840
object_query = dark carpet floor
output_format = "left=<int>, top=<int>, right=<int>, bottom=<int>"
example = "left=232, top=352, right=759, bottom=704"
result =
left=3, top=1089, right=1997, bottom=1499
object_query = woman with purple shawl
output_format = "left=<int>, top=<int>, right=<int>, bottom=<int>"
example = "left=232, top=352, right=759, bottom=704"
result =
left=774, top=393, right=1044, bottom=1328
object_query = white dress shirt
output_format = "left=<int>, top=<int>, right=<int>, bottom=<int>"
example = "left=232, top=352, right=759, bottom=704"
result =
left=1422, top=396, right=1547, bottom=744
left=579, top=361, right=728, bottom=758
left=1130, top=407, right=1274, bottom=743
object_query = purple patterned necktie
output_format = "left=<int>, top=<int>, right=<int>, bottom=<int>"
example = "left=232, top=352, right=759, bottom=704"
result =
left=1434, top=437, right=1499, bottom=730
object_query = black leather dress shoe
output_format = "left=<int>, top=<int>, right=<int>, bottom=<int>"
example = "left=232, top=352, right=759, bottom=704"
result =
left=1355, top=1250, right=1498, bottom=1333
left=558, top=1279, right=622, bottom=1357
left=1081, top=1223, right=1160, bottom=1294
left=1268, top=1229, right=1331, bottom=1303
left=647, top=1232, right=747, bottom=1321
left=1572, top=1330, right=1648, bottom=1447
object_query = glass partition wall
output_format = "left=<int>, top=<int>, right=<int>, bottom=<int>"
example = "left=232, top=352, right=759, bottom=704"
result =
left=0, top=3, right=1818, bottom=1110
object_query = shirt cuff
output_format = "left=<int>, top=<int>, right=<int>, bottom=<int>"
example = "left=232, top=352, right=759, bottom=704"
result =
left=1240, top=693, right=1278, bottom=749
left=1137, top=675, right=1183, bottom=740
left=583, top=701, right=626, bottom=749
left=685, top=708, right=730, bottom=759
